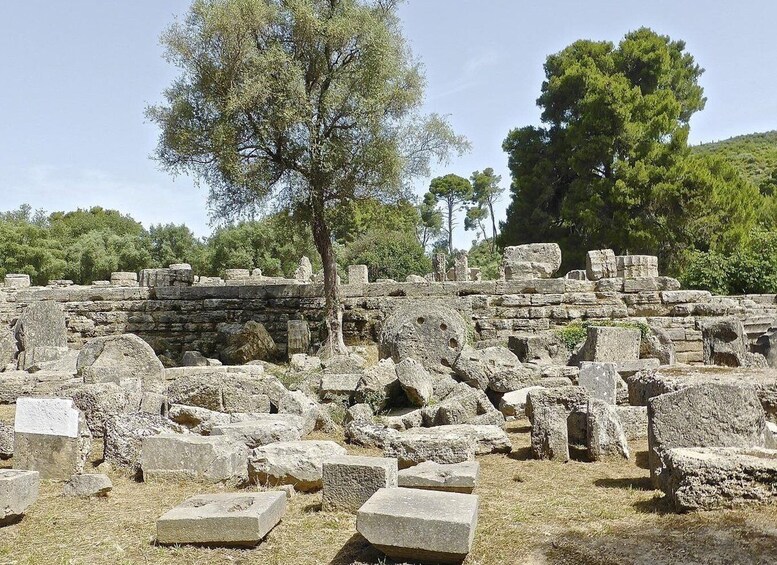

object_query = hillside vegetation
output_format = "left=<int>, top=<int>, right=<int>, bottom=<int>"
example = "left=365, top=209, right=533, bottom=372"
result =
left=693, top=130, right=777, bottom=196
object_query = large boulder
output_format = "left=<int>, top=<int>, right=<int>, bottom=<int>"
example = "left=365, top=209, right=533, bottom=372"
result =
left=648, top=383, right=769, bottom=488
left=452, top=346, right=521, bottom=391
left=211, top=417, right=303, bottom=448
left=354, top=358, right=401, bottom=411
left=380, top=304, right=468, bottom=373
left=220, top=321, right=278, bottom=364
left=166, top=371, right=288, bottom=413
left=664, top=447, right=777, bottom=511
left=103, top=413, right=187, bottom=477
left=67, top=382, right=141, bottom=437
left=248, top=440, right=347, bottom=491
left=502, top=243, right=562, bottom=280
left=77, top=334, right=165, bottom=392
left=383, top=425, right=509, bottom=468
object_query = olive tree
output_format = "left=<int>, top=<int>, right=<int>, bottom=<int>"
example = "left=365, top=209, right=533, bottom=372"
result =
left=148, top=0, right=467, bottom=354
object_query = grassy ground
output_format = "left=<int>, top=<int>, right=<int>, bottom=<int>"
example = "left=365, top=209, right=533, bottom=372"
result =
left=1, top=406, right=776, bottom=565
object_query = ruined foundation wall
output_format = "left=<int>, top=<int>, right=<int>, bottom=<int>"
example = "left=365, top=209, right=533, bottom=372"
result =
left=1, top=279, right=776, bottom=362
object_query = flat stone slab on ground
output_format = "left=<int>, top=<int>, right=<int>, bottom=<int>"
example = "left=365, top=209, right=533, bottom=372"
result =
left=211, top=417, right=302, bottom=448
left=141, top=433, right=248, bottom=483
left=322, top=455, right=398, bottom=513
left=0, top=469, right=39, bottom=525
left=665, top=447, right=777, bottom=512
left=248, top=440, right=347, bottom=491
left=156, top=492, right=286, bottom=547
left=63, top=473, right=112, bottom=497
left=397, top=460, right=479, bottom=493
left=357, top=487, right=479, bottom=564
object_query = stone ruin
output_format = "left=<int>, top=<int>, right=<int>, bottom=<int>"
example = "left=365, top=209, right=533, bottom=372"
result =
left=0, top=243, right=776, bottom=560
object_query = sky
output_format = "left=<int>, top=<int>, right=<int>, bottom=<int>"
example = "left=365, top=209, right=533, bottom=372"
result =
left=2, top=0, right=777, bottom=249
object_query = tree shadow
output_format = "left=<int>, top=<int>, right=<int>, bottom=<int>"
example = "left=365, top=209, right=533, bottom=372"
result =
left=328, top=533, right=387, bottom=565
left=594, top=477, right=655, bottom=491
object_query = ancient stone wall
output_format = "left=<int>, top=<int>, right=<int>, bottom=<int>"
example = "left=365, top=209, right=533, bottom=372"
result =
left=1, top=278, right=775, bottom=363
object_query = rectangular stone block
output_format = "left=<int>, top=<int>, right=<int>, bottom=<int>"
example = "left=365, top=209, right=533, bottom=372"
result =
left=0, top=469, right=39, bottom=524
left=581, top=326, right=641, bottom=362
left=322, top=455, right=398, bottom=513
left=578, top=362, right=618, bottom=405
left=357, top=487, right=478, bottom=564
left=585, top=249, right=617, bottom=281
left=348, top=265, right=369, bottom=285
left=616, top=255, right=659, bottom=279
left=141, top=433, right=248, bottom=483
left=286, top=320, right=310, bottom=357
left=397, top=460, right=479, bottom=493
left=157, top=492, right=286, bottom=546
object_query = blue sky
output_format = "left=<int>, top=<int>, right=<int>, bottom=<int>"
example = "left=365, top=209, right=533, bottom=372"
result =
left=2, top=0, right=776, bottom=249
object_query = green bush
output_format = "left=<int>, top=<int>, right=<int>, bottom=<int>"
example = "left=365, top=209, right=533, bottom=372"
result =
left=554, top=320, right=650, bottom=352
left=341, top=230, right=431, bottom=282
left=467, top=240, right=501, bottom=280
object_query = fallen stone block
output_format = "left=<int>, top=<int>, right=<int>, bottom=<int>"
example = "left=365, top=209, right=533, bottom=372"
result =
left=648, top=383, right=768, bottom=488
left=396, top=358, right=434, bottom=407
left=530, top=404, right=569, bottom=461
left=248, top=440, right=347, bottom=491
left=77, top=334, right=165, bottom=392
left=345, top=420, right=401, bottom=449
left=14, top=302, right=67, bottom=351
left=357, top=487, right=478, bottom=564
left=14, top=397, right=92, bottom=480
left=168, top=404, right=230, bottom=435
left=499, top=386, right=544, bottom=418
left=211, top=417, right=302, bottom=448
left=700, top=317, right=751, bottom=367
left=398, top=460, right=479, bottom=494
left=578, top=362, right=619, bottom=405
left=615, top=406, right=648, bottom=440
left=664, top=447, right=777, bottom=512
left=586, top=399, right=629, bottom=461
left=156, top=492, right=286, bottom=547
left=322, top=455, right=398, bottom=513
left=0, top=422, right=13, bottom=459
left=502, top=243, right=562, bottom=280
left=67, top=382, right=140, bottom=437
left=318, top=373, right=361, bottom=403
left=616, top=255, right=658, bottom=278
left=103, top=413, right=187, bottom=476
left=580, top=326, right=641, bottom=362
left=141, top=434, right=248, bottom=483
left=63, top=474, right=112, bottom=497
left=452, top=345, right=521, bottom=391
left=0, top=469, right=39, bottom=525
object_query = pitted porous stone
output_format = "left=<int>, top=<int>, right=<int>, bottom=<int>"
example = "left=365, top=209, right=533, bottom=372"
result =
left=156, top=492, right=286, bottom=547
left=383, top=425, right=509, bottom=469
left=211, top=417, right=302, bottom=448
left=322, top=455, right=398, bottom=513
left=648, top=383, right=768, bottom=488
left=354, top=358, right=400, bottom=411
left=13, top=397, right=92, bottom=480
left=348, top=264, right=369, bottom=285
left=380, top=303, right=468, bottom=373
left=0, top=327, right=18, bottom=369
left=396, top=358, right=434, bottom=407
left=67, top=382, right=141, bottom=437
left=14, top=302, right=67, bottom=351
left=168, top=404, right=230, bottom=434
left=0, top=423, right=13, bottom=459
left=103, top=414, right=188, bottom=476
left=586, top=399, right=629, bottom=460
left=294, top=256, right=313, bottom=283
left=0, top=469, right=39, bottom=524
left=615, top=406, right=648, bottom=440
left=248, top=440, right=346, bottom=491
left=141, top=433, right=248, bottom=483
left=508, top=332, right=575, bottom=366
left=452, top=346, right=522, bottom=391
left=640, top=326, right=676, bottom=366
left=345, top=420, right=401, bottom=449
left=398, top=460, right=479, bottom=494
left=616, top=255, right=658, bottom=278
left=580, top=326, right=641, bottom=362
left=357, top=487, right=479, bottom=564
left=578, top=362, right=619, bottom=405
left=530, top=404, right=569, bottom=461
left=700, top=317, right=752, bottom=367
left=664, top=447, right=777, bottom=512
left=502, top=243, right=562, bottom=280
left=77, top=334, right=165, bottom=392
left=4, top=273, right=31, bottom=288
left=586, top=249, right=617, bottom=281
left=63, top=473, right=112, bottom=497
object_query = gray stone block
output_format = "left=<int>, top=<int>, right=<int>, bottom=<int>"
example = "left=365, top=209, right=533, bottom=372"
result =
left=578, top=362, right=619, bottom=405
left=63, top=473, right=112, bottom=497
left=398, top=460, right=479, bottom=493
left=211, top=417, right=302, bottom=448
left=322, top=455, right=398, bottom=513
left=586, top=399, right=629, bottom=461
left=141, top=434, right=248, bottom=483
left=0, top=469, right=39, bottom=524
left=157, top=492, right=286, bottom=546
left=248, top=440, right=347, bottom=491
left=581, top=326, right=641, bottom=362
left=357, top=487, right=478, bottom=564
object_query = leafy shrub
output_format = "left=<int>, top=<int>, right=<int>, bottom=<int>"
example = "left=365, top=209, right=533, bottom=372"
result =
left=341, top=230, right=431, bottom=282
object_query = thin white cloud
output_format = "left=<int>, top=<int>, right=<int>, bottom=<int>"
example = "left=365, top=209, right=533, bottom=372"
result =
left=427, top=46, right=501, bottom=102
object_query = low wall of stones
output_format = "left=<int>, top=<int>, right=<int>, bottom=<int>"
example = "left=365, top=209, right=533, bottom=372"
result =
left=2, top=277, right=776, bottom=363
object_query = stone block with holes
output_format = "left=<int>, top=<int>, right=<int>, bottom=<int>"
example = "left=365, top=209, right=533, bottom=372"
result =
left=156, top=492, right=286, bottom=546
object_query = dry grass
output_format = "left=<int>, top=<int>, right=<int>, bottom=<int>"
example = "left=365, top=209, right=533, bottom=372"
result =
left=1, top=409, right=777, bottom=565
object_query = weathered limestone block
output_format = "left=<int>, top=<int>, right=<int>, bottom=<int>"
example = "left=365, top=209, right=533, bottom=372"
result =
left=110, top=271, right=138, bottom=287
left=348, top=264, right=369, bottom=285
left=664, top=447, right=777, bottom=512
left=397, top=460, right=479, bottom=494
left=63, top=473, right=112, bottom=497
left=14, top=302, right=67, bottom=354
left=580, top=326, right=641, bottom=362
left=290, top=353, right=321, bottom=373
left=0, top=422, right=13, bottom=459
left=616, top=255, right=659, bottom=278
left=565, top=270, right=587, bottom=281
left=508, top=332, right=574, bottom=366
left=700, top=317, right=751, bottom=367
left=211, top=417, right=303, bottom=448
left=103, top=414, right=188, bottom=476
left=0, top=469, right=39, bottom=524
left=499, top=386, right=544, bottom=418
left=529, top=404, right=569, bottom=461
left=640, top=326, right=676, bottom=365
left=286, top=320, right=310, bottom=357
left=141, top=433, right=248, bottom=483
left=220, top=321, right=278, bottom=364
left=248, top=440, right=347, bottom=491
left=383, top=425, right=508, bottom=469
left=756, top=329, right=777, bottom=369
left=223, top=269, right=251, bottom=280
left=586, top=399, right=629, bottom=460
left=322, top=455, right=398, bottom=513
left=77, top=334, right=165, bottom=392
left=453, top=252, right=469, bottom=282
left=452, top=346, right=521, bottom=391
left=4, top=274, right=31, bottom=288
left=68, top=382, right=141, bottom=437
left=277, top=390, right=319, bottom=435
left=502, top=243, right=562, bottom=280
left=433, top=252, right=447, bottom=282
left=396, top=358, right=433, bottom=406
left=648, top=384, right=768, bottom=488
left=344, top=403, right=374, bottom=425
left=140, top=266, right=193, bottom=287
left=615, top=405, right=648, bottom=440
left=585, top=249, right=617, bottom=281
left=0, top=327, right=17, bottom=369
left=345, top=420, right=401, bottom=449
left=578, top=362, right=619, bottom=405
left=168, top=404, right=230, bottom=434
left=181, top=351, right=209, bottom=367
left=322, top=353, right=366, bottom=374
left=357, top=487, right=479, bottom=564
left=318, top=373, right=361, bottom=403
left=13, top=397, right=92, bottom=480
left=156, top=492, right=286, bottom=547
left=355, top=358, right=400, bottom=411
left=380, top=303, right=468, bottom=372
